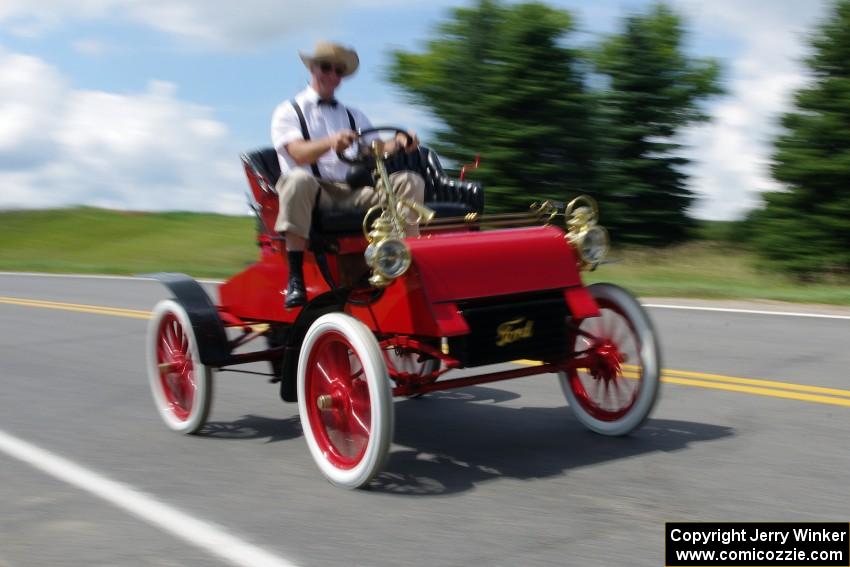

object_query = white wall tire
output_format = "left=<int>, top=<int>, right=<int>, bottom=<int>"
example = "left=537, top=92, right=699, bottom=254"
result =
left=297, top=313, right=393, bottom=489
left=146, top=299, right=213, bottom=434
left=559, top=283, right=660, bottom=436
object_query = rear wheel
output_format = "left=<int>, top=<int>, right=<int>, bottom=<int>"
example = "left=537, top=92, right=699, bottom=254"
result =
left=385, top=350, right=440, bottom=398
left=386, top=351, right=440, bottom=377
left=298, top=313, right=393, bottom=489
left=559, top=283, right=660, bottom=436
left=146, top=299, right=213, bottom=434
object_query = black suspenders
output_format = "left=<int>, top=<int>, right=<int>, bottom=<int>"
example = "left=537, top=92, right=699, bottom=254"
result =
left=290, top=100, right=356, bottom=180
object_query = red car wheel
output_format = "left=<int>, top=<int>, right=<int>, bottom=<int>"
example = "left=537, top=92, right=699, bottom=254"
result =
left=298, top=313, right=393, bottom=489
left=559, top=283, right=660, bottom=436
left=146, top=299, right=212, bottom=434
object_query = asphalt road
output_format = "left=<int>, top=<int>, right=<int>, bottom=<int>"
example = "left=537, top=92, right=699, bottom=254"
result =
left=1, top=273, right=848, bottom=567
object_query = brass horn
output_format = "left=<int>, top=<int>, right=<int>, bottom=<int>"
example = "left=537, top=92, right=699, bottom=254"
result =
left=360, top=139, right=435, bottom=287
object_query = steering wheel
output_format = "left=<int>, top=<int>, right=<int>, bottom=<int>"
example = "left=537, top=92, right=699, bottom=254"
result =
left=336, top=127, right=413, bottom=165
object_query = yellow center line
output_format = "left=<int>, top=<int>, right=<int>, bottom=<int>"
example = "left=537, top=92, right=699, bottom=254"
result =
left=642, top=366, right=850, bottom=399
left=516, top=359, right=850, bottom=408
left=3, top=296, right=848, bottom=409
left=663, top=376, right=850, bottom=408
left=0, top=296, right=151, bottom=320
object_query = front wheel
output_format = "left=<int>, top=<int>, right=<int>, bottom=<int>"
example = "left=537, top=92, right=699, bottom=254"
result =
left=146, top=299, right=213, bottom=434
left=297, top=313, right=393, bottom=489
left=559, top=283, right=660, bottom=436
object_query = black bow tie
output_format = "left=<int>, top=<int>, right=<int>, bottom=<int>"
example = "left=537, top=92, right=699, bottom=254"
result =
left=317, top=98, right=338, bottom=108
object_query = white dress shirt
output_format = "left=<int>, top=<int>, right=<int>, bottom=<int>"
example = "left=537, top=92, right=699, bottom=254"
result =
left=271, top=86, right=372, bottom=182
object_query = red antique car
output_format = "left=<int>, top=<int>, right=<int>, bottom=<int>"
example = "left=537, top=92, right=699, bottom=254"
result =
left=145, top=128, right=661, bottom=489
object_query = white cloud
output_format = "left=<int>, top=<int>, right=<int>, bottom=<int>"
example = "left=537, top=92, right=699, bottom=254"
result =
left=0, top=0, right=116, bottom=37
left=0, top=0, right=408, bottom=48
left=671, top=0, right=829, bottom=219
left=0, top=48, right=246, bottom=214
left=123, top=1, right=330, bottom=48
left=0, top=51, right=65, bottom=166
left=0, top=0, right=835, bottom=221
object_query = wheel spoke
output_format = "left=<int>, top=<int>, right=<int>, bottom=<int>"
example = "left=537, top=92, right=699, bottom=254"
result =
left=180, top=329, right=189, bottom=354
left=349, top=377, right=371, bottom=438
left=349, top=355, right=364, bottom=381
left=602, top=377, right=612, bottom=409
left=588, top=317, right=603, bottom=341
left=349, top=407, right=370, bottom=438
left=585, top=378, right=603, bottom=400
left=317, top=341, right=351, bottom=386
left=160, top=336, right=174, bottom=359
left=163, top=324, right=178, bottom=358
left=157, top=340, right=170, bottom=363
left=167, top=321, right=181, bottom=353
left=605, top=310, right=619, bottom=342
left=333, top=343, right=354, bottom=382
left=609, top=317, right=628, bottom=351
left=597, top=310, right=609, bottom=340
left=612, top=375, right=626, bottom=403
left=315, top=360, right=335, bottom=387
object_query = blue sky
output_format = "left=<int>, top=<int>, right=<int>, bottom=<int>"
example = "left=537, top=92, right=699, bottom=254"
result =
left=0, top=0, right=831, bottom=219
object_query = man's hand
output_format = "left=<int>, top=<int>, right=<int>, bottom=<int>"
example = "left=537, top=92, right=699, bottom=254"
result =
left=330, top=129, right=358, bottom=153
left=385, top=130, right=419, bottom=155
left=286, top=129, right=358, bottom=167
left=397, top=130, right=419, bottom=152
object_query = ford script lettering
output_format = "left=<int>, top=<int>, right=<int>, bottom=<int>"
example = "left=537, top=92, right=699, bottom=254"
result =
left=496, top=318, right=534, bottom=347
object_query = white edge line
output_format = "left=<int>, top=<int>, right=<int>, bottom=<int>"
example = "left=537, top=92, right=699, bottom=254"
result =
left=643, top=303, right=850, bottom=321
left=0, top=429, right=298, bottom=567
left=2, top=272, right=847, bottom=320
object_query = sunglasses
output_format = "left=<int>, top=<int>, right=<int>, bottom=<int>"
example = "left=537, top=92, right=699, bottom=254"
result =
left=318, top=62, right=346, bottom=76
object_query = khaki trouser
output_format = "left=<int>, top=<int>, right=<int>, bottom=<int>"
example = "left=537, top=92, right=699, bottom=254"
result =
left=274, top=169, right=426, bottom=239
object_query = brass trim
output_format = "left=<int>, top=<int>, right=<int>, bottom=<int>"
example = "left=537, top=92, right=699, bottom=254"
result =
left=422, top=201, right=560, bottom=231
left=360, top=139, right=436, bottom=287
left=564, top=195, right=608, bottom=270
left=367, top=238, right=412, bottom=287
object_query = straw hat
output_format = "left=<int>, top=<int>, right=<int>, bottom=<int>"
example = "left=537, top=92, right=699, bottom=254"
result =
left=299, top=41, right=359, bottom=77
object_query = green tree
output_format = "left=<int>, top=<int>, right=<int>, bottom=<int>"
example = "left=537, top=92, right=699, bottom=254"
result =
left=389, top=0, right=596, bottom=211
left=753, top=0, right=850, bottom=278
left=592, top=4, right=722, bottom=244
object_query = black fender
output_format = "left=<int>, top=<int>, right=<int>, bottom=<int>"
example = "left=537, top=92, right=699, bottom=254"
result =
left=278, top=289, right=350, bottom=402
left=149, top=273, right=231, bottom=368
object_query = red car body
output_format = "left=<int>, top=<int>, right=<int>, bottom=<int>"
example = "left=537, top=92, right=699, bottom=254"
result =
left=145, top=143, right=661, bottom=489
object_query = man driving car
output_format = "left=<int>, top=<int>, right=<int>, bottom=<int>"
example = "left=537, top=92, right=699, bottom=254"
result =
left=271, top=41, right=425, bottom=308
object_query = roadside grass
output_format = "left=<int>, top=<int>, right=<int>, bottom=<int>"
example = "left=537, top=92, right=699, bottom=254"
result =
left=1, top=208, right=848, bottom=304
left=586, top=241, right=850, bottom=305
left=0, top=208, right=257, bottom=278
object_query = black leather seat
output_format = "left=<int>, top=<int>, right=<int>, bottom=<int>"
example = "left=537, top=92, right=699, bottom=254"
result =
left=242, top=146, right=484, bottom=235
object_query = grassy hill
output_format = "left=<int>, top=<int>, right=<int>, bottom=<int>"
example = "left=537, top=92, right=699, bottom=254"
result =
left=1, top=208, right=848, bottom=304
left=0, top=208, right=257, bottom=278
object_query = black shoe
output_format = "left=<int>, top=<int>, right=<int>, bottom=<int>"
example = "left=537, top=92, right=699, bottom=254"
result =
left=284, top=277, right=306, bottom=308
left=284, top=249, right=306, bottom=309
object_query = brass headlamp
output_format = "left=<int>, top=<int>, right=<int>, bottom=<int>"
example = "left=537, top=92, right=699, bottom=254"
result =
left=362, top=139, right=434, bottom=287
left=565, top=195, right=609, bottom=270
